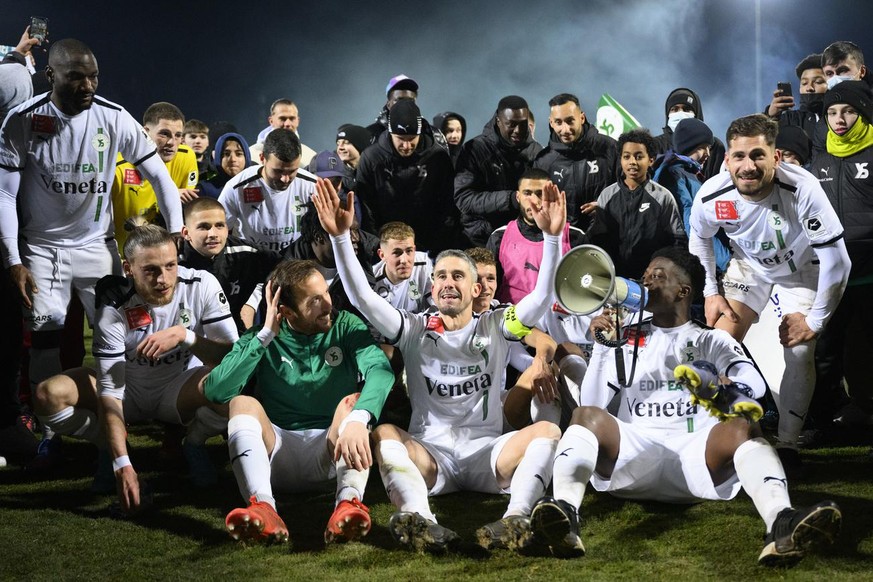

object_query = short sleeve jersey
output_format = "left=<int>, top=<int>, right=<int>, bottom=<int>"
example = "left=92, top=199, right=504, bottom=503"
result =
left=112, top=146, right=197, bottom=253
left=690, top=162, right=843, bottom=280
left=393, top=309, right=517, bottom=445
left=599, top=319, right=752, bottom=433
left=218, top=164, right=316, bottom=252
left=0, top=93, right=157, bottom=247
left=372, top=251, right=434, bottom=313
left=92, top=266, right=237, bottom=396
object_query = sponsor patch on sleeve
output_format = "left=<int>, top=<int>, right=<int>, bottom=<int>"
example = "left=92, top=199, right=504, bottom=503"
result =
left=243, top=186, right=264, bottom=204
left=123, top=168, right=143, bottom=185
left=124, top=305, right=152, bottom=329
left=714, top=200, right=739, bottom=220
left=804, top=213, right=832, bottom=241
left=32, top=114, right=57, bottom=134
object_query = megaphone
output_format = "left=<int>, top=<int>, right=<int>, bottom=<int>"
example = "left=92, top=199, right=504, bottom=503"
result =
left=554, top=245, right=647, bottom=315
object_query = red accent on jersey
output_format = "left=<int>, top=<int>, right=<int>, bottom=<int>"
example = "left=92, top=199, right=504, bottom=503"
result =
left=551, top=301, right=570, bottom=315
left=715, top=200, right=739, bottom=220
left=125, top=306, right=152, bottom=329
left=243, top=186, right=264, bottom=204
left=623, top=326, right=648, bottom=347
left=32, top=114, right=56, bottom=134
left=123, top=169, right=143, bottom=185
left=426, top=316, right=445, bottom=334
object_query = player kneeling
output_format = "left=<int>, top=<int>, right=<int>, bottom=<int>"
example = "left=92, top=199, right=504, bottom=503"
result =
left=203, top=260, right=394, bottom=545
left=530, top=247, right=840, bottom=567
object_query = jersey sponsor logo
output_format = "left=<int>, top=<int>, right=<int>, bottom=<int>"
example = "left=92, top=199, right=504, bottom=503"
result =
left=715, top=200, right=739, bottom=220
left=28, top=314, right=52, bottom=323
left=855, top=162, right=869, bottom=180
left=586, top=161, right=599, bottom=174
left=734, top=238, right=776, bottom=251
left=753, top=248, right=794, bottom=268
left=804, top=214, right=831, bottom=241
left=440, top=363, right=482, bottom=375
left=259, top=226, right=298, bottom=236
left=325, top=346, right=343, bottom=367
left=32, top=114, right=57, bottom=134
left=426, top=316, right=445, bottom=334
left=243, top=186, right=264, bottom=204
left=637, top=379, right=685, bottom=391
left=39, top=175, right=108, bottom=194
left=123, top=168, right=143, bottom=185
left=51, top=163, right=97, bottom=174
left=553, top=168, right=565, bottom=180
left=722, top=280, right=750, bottom=293
left=626, top=396, right=698, bottom=418
left=128, top=348, right=190, bottom=368
left=425, top=372, right=492, bottom=397
left=124, top=305, right=152, bottom=329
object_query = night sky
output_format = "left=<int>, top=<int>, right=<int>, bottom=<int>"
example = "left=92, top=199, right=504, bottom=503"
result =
left=4, top=1, right=871, bottom=153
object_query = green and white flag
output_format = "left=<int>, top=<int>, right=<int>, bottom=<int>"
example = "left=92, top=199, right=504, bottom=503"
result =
left=595, top=93, right=641, bottom=139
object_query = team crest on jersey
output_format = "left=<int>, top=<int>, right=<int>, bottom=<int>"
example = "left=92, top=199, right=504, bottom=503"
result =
left=325, top=346, right=343, bottom=367
left=472, top=335, right=491, bottom=366
left=681, top=340, right=700, bottom=363
left=408, top=281, right=421, bottom=300
left=177, top=308, right=193, bottom=327
left=622, top=326, right=648, bottom=347
left=715, top=200, right=739, bottom=220
left=125, top=305, right=152, bottom=329
left=123, top=169, right=143, bottom=185
left=243, top=186, right=264, bottom=204
left=31, top=114, right=57, bottom=135
left=426, top=316, right=445, bottom=334
left=91, top=132, right=110, bottom=152
left=767, top=210, right=785, bottom=231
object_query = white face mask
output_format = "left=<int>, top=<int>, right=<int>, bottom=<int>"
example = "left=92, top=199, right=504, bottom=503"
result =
left=667, top=110, right=695, bottom=131
left=827, top=75, right=856, bottom=91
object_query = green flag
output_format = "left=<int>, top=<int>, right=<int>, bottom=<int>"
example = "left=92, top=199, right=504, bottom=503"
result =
left=595, top=93, right=641, bottom=139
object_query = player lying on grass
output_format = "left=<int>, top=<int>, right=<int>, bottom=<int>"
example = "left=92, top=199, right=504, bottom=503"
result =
left=313, top=176, right=565, bottom=554
left=33, top=225, right=238, bottom=512
left=204, top=259, right=394, bottom=545
left=530, top=246, right=841, bottom=567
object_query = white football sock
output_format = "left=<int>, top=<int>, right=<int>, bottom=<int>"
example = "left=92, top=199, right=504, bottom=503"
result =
left=38, top=406, right=99, bottom=443
left=186, top=406, right=227, bottom=446
left=558, top=354, right=587, bottom=407
left=377, top=439, right=436, bottom=522
left=774, top=342, right=816, bottom=448
left=227, top=414, right=275, bottom=509
left=734, top=437, right=791, bottom=531
left=335, top=456, right=369, bottom=505
left=504, top=437, right=557, bottom=517
left=552, top=424, right=599, bottom=512
left=530, top=397, right=562, bottom=425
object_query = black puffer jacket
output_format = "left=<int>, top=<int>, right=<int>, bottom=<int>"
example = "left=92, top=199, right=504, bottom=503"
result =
left=454, top=115, right=542, bottom=246
left=533, top=121, right=618, bottom=230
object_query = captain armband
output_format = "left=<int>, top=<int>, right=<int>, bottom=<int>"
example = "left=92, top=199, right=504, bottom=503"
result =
left=504, top=305, right=532, bottom=339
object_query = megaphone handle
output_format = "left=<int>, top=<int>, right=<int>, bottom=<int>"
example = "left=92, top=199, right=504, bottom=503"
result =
left=613, top=346, right=627, bottom=387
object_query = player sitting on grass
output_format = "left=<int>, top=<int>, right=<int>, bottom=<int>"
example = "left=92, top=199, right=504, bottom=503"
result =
left=313, top=176, right=566, bottom=554
left=530, top=246, right=841, bottom=567
left=204, top=259, right=394, bottom=545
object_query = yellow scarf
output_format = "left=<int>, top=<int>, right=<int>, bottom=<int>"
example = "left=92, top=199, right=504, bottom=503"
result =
left=827, top=116, right=873, bottom=157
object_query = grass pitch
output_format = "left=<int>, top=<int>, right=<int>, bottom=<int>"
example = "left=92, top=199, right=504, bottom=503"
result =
left=1, top=429, right=871, bottom=581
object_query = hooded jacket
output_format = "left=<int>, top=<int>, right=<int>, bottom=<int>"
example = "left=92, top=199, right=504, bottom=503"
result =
left=454, top=114, right=543, bottom=247
left=653, top=88, right=726, bottom=181
left=432, top=111, right=467, bottom=166
left=533, top=121, right=618, bottom=230
left=199, top=132, right=253, bottom=199
left=350, top=121, right=459, bottom=254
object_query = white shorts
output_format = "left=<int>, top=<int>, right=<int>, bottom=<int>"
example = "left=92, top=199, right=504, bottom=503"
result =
left=123, top=366, right=204, bottom=425
left=21, top=239, right=121, bottom=331
left=268, top=426, right=334, bottom=492
left=418, top=431, right=515, bottom=496
left=591, top=419, right=741, bottom=503
left=721, top=256, right=817, bottom=319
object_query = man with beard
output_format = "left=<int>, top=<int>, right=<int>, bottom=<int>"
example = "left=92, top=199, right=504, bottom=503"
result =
left=534, top=93, right=617, bottom=231
left=688, top=114, right=850, bottom=475
left=31, top=225, right=238, bottom=511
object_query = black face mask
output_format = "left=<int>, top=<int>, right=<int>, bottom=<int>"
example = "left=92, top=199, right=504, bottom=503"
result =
left=799, top=93, right=824, bottom=114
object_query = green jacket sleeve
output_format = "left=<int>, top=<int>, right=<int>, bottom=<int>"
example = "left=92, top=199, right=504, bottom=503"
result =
left=203, top=329, right=265, bottom=404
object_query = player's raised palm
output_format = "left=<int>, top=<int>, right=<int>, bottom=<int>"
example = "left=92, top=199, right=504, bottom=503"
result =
left=313, top=177, right=355, bottom=237
left=534, top=181, right=567, bottom=236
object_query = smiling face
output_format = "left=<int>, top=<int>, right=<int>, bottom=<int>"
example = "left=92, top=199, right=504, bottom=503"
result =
left=472, top=262, right=497, bottom=314
left=431, top=256, right=480, bottom=318
left=124, top=241, right=178, bottom=306
left=182, top=207, right=228, bottom=259
left=621, top=141, right=652, bottom=187
left=726, top=134, right=779, bottom=201
left=146, top=119, right=185, bottom=163
left=549, top=101, right=585, bottom=144
left=280, top=271, right=333, bottom=335
left=496, top=108, right=530, bottom=145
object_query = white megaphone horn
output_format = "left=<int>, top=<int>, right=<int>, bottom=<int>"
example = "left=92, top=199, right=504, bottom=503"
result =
left=553, top=245, right=647, bottom=315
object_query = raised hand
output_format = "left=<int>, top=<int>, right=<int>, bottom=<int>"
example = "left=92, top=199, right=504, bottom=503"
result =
left=534, top=181, right=567, bottom=236
left=313, top=177, right=355, bottom=237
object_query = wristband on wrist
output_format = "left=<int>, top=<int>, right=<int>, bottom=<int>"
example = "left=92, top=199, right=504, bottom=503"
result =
left=113, top=455, right=131, bottom=472
left=180, top=329, right=197, bottom=348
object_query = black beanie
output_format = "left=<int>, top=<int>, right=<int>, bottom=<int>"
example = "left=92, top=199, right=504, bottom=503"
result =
left=775, top=125, right=811, bottom=165
left=672, top=118, right=713, bottom=155
left=665, top=89, right=699, bottom=118
left=823, top=80, right=873, bottom=123
left=388, top=100, right=422, bottom=135
left=336, top=124, right=370, bottom=154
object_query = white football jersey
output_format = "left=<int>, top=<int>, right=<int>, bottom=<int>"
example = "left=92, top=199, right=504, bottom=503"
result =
left=393, top=309, right=517, bottom=445
left=0, top=93, right=157, bottom=247
left=372, top=251, right=434, bottom=313
left=92, top=266, right=238, bottom=399
left=538, top=300, right=596, bottom=361
left=218, top=164, right=316, bottom=252
left=690, top=162, right=843, bottom=281
left=585, top=319, right=752, bottom=434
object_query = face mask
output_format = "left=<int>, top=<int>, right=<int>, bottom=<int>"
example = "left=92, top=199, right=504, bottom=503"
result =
left=667, top=111, right=695, bottom=131
left=827, top=75, right=855, bottom=91
left=799, top=92, right=824, bottom=114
